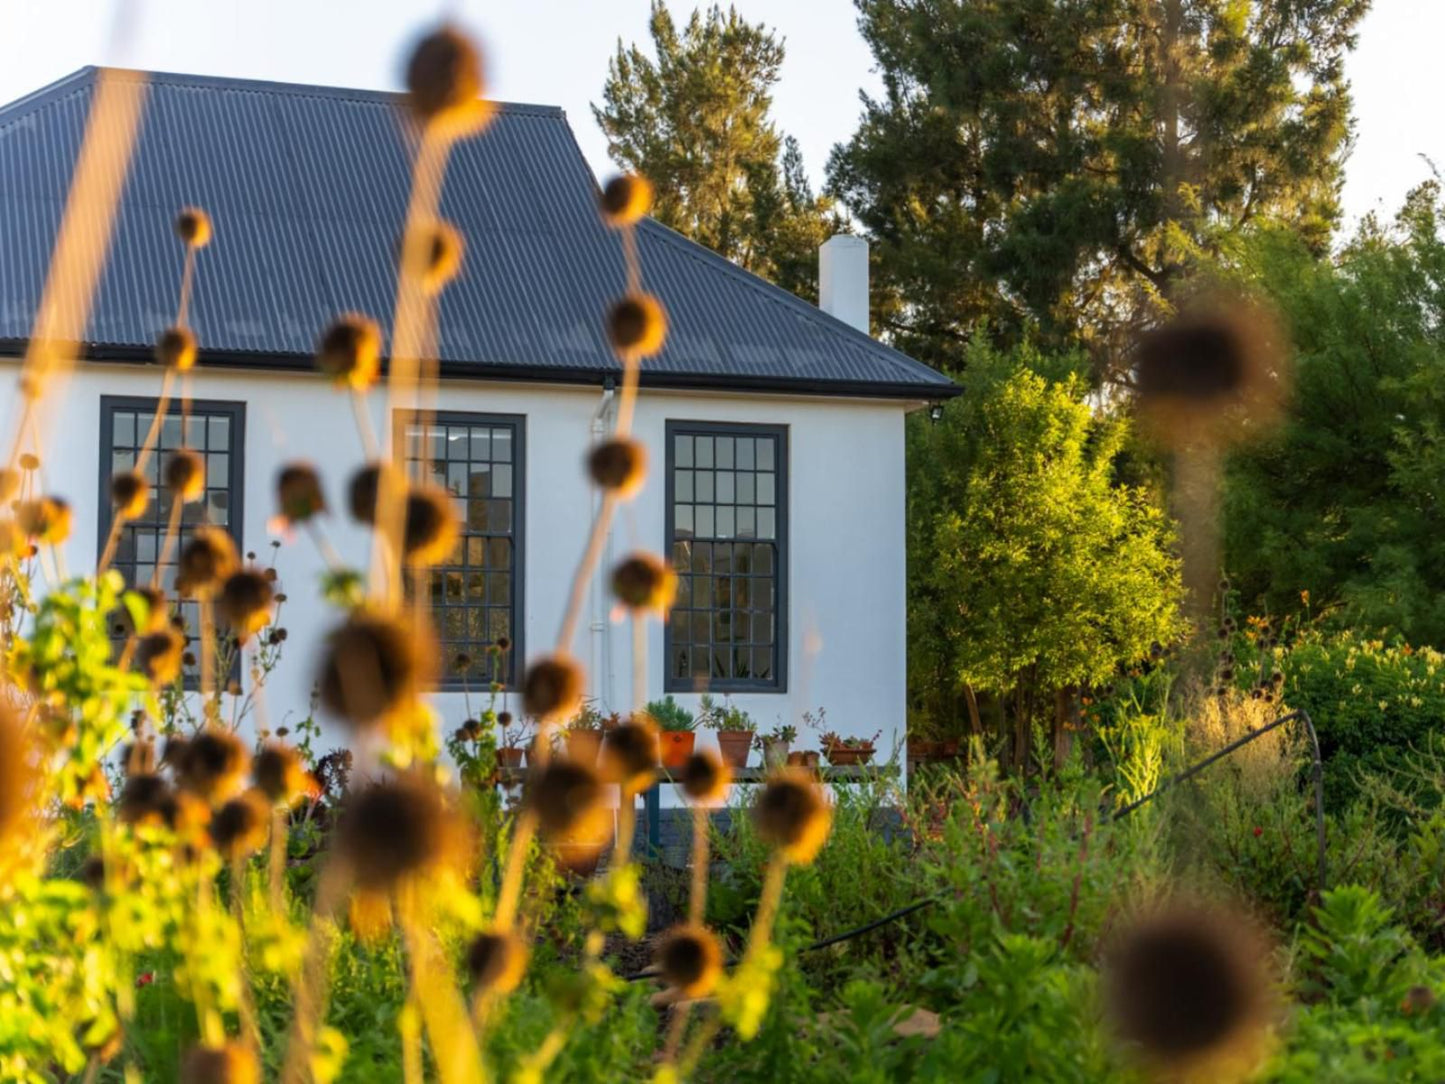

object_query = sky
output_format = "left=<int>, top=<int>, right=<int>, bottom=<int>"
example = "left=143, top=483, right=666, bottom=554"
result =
left=0, top=0, right=1437, bottom=234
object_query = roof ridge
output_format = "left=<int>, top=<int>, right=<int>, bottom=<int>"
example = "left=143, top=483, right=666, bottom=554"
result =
left=635, top=216, right=943, bottom=384
left=0, top=66, right=96, bottom=130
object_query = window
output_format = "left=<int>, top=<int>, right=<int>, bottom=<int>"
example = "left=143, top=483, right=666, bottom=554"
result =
left=665, top=421, right=787, bottom=691
left=397, top=412, right=524, bottom=688
left=98, top=396, right=246, bottom=678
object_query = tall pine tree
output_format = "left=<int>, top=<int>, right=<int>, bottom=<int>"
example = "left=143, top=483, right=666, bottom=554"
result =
left=828, top=0, right=1369, bottom=369
left=592, top=2, right=839, bottom=301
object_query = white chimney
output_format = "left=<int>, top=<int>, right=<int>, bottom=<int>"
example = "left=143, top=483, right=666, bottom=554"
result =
left=818, top=234, right=869, bottom=334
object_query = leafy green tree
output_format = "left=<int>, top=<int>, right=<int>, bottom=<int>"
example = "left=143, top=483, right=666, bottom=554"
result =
left=829, top=0, right=1369, bottom=368
left=1221, top=186, right=1445, bottom=646
left=592, top=2, right=838, bottom=300
left=910, top=343, right=1183, bottom=767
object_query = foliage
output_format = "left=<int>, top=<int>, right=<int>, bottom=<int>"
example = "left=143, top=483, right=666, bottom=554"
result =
left=1265, top=887, right=1445, bottom=1081
left=1221, top=188, right=1445, bottom=646
left=1281, top=631, right=1445, bottom=805
left=697, top=692, right=755, bottom=732
left=828, top=0, right=1367, bottom=367
left=646, top=694, right=696, bottom=732
left=592, top=1, right=839, bottom=300
left=908, top=342, right=1183, bottom=766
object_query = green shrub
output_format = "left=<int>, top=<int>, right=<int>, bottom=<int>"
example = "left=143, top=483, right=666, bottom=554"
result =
left=1282, top=633, right=1445, bottom=805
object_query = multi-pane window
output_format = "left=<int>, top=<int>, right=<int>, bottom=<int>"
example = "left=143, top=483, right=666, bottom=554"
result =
left=398, top=412, right=524, bottom=687
left=665, top=422, right=787, bottom=691
left=99, top=397, right=245, bottom=677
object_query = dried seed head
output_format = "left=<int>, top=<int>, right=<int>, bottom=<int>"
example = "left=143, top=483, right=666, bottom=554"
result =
left=252, top=742, right=313, bottom=806
left=420, top=219, right=464, bottom=294
left=110, top=469, right=149, bottom=520
left=606, top=292, right=667, bottom=358
left=318, top=612, right=428, bottom=729
left=0, top=468, right=19, bottom=502
left=177, top=526, right=239, bottom=596
left=521, top=654, right=584, bottom=725
left=346, top=461, right=405, bottom=524
left=317, top=314, right=382, bottom=390
left=164, top=449, right=205, bottom=502
left=15, top=496, right=71, bottom=544
left=156, top=326, right=198, bottom=371
left=587, top=437, right=647, bottom=497
left=1134, top=297, right=1288, bottom=447
left=218, top=569, right=275, bottom=641
left=135, top=628, right=185, bottom=685
left=79, top=855, right=106, bottom=890
left=336, top=775, right=462, bottom=892
left=657, top=923, right=723, bottom=997
left=117, top=772, right=172, bottom=827
left=404, top=24, right=488, bottom=133
left=599, top=173, right=653, bottom=227
left=526, top=757, right=609, bottom=848
left=276, top=462, right=325, bottom=524
left=1105, top=903, right=1273, bottom=1073
left=599, top=715, right=660, bottom=792
left=180, top=1041, right=259, bottom=1084
left=466, top=929, right=529, bottom=994
left=128, top=585, right=171, bottom=634
left=174, top=207, right=213, bottom=249
left=174, top=727, right=250, bottom=804
left=403, top=484, right=460, bottom=565
left=680, top=748, right=730, bottom=803
left=610, top=551, right=676, bottom=613
left=753, top=768, right=831, bottom=865
left=209, top=789, right=270, bottom=859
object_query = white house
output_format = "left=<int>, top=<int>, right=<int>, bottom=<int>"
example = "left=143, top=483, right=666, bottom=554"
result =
left=0, top=68, right=957, bottom=759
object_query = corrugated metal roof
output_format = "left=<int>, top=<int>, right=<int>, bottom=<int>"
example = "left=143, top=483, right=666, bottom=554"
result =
left=0, top=67, right=957, bottom=399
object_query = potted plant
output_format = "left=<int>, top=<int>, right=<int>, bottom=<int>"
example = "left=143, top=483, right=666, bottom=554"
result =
left=562, top=699, right=608, bottom=765
left=646, top=695, right=696, bottom=769
left=820, top=728, right=882, bottom=766
left=792, top=706, right=830, bottom=769
left=495, top=710, right=531, bottom=769
left=699, top=693, right=755, bottom=769
left=757, top=723, right=796, bottom=769
left=907, top=718, right=941, bottom=764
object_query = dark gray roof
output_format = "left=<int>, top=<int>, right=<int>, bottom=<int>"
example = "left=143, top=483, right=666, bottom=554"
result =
left=0, top=67, right=956, bottom=399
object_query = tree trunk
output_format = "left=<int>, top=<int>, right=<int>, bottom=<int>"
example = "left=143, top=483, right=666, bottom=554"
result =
left=1052, top=686, right=1076, bottom=772
left=963, top=684, right=983, bottom=738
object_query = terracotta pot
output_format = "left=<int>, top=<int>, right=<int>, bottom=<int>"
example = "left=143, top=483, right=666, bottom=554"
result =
left=908, top=739, right=941, bottom=762
left=497, top=746, right=524, bottom=769
left=825, top=744, right=875, bottom=767
left=659, top=730, right=696, bottom=770
left=715, top=730, right=753, bottom=769
left=565, top=728, right=603, bottom=766
left=940, top=739, right=961, bottom=757
left=786, top=750, right=806, bottom=766
left=762, top=738, right=790, bottom=769
left=800, top=750, right=821, bottom=769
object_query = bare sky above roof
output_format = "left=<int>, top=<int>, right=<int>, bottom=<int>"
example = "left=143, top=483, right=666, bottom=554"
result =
left=0, top=0, right=1434, bottom=236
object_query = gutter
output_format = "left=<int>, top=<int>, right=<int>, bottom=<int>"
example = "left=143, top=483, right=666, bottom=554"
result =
left=0, top=342, right=963, bottom=402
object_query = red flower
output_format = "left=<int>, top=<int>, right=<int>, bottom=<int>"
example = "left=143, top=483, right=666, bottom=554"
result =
left=136, top=972, right=154, bottom=988
left=1252, top=827, right=1263, bottom=838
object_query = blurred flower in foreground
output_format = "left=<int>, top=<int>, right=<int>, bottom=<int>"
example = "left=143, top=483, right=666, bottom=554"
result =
left=1104, top=901, right=1275, bottom=1080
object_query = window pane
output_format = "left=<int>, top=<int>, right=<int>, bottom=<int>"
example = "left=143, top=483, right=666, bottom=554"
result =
left=114, top=412, right=136, bottom=446
left=397, top=413, right=522, bottom=685
left=666, top=426, right=782, bottom=689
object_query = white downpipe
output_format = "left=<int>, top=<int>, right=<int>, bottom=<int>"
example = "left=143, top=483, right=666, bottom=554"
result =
left=589, top=385, right=617, bottom=711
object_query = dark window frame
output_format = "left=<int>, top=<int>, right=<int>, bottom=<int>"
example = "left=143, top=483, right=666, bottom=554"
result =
left=664, top=419, right=788, bottom=693
left=393, top=410, right=526, bottom=691
left=97, top=395, right=247, bottom=687
left=96, top=394, right=248, bottom=566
